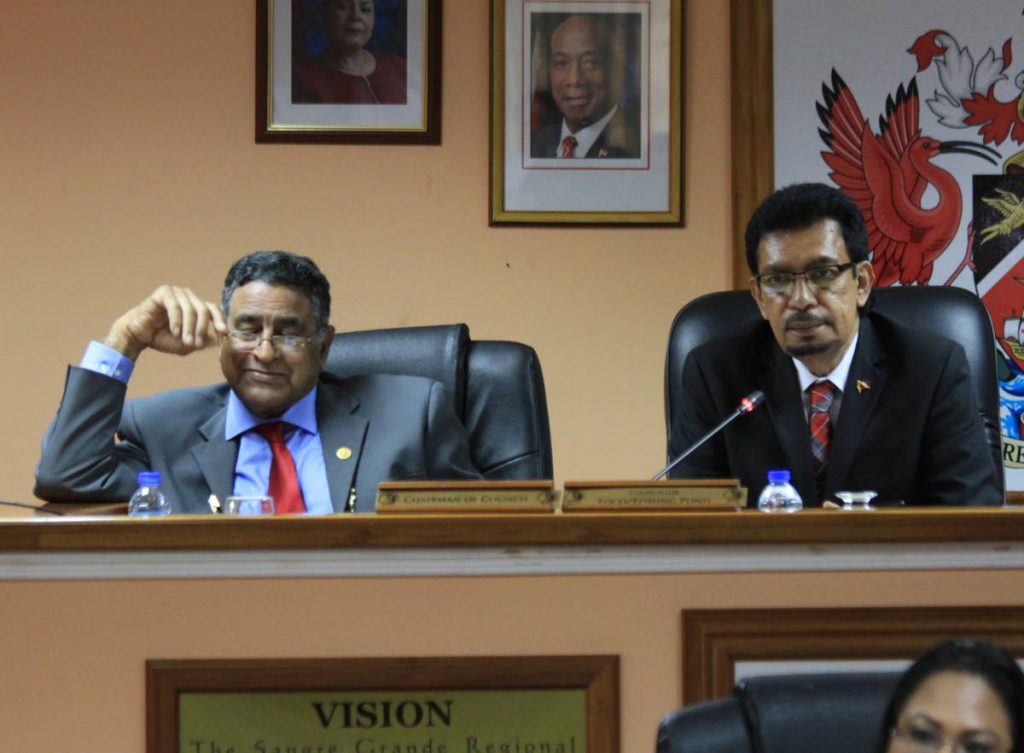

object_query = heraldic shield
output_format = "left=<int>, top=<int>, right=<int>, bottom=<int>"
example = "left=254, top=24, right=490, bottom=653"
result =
left=974, top=174, right=1024, bottom=470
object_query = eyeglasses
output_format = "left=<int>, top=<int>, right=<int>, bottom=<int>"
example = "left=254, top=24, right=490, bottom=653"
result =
left=224, top=330, right=318, bottom=354
left=890, top=723, right=1007, bottom=753
left=754, top=262, right=858, bottom=297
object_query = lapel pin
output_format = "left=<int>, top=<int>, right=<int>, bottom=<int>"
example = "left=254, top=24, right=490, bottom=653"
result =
left=856, top=379, right=871, bottom=394
left=336, top=446, right=353, bottom=461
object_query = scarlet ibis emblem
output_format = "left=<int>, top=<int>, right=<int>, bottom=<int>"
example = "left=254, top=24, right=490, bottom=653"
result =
left=817, top=69, right=999, bottom=287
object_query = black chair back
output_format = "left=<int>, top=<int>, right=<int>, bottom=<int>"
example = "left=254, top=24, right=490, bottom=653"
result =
left=325, top=324, right=553, bottom=480
left=663, top=287, right=1002, bottom=492
left=657, top=672, right=900, bottom=753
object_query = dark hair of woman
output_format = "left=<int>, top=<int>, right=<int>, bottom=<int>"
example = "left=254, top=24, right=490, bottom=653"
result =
left=876, top=638, right=1024, bottom=753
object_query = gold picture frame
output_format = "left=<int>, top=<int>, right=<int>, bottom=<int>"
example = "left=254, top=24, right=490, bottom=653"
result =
left=489, top=0, right=685, bottom=225
left=256, top=0, right=442, bottom=144
left=148, top=655, right=619, bottom=753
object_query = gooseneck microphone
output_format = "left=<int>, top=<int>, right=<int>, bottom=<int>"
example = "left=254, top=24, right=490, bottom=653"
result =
left=0, top=500, right=65, bottom=515
left=652, top=391, right=766, bottom=481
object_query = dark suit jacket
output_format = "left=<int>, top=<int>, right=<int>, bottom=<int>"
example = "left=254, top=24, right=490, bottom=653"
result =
left=34, top=368, right=481, bottom=513
left=667, top=312, right=1002, bottom=507
left=530, top=107, right=641, bottom=159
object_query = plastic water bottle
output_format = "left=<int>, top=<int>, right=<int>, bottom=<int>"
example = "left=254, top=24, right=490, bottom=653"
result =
left=756, top=469, right=803, bottom=513
left=128, top=471, right=171, bottom=517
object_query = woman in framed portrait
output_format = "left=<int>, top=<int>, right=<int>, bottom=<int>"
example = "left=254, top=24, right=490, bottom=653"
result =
left=292, top=0, right=407, bottom=105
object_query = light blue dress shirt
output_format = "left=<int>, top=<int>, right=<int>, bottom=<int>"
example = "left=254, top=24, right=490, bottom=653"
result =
left=80, top=341, right=335, bottom=514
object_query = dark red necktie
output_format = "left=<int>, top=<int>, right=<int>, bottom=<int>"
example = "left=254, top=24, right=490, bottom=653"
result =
left=256, top=422, right=306, bottom=514
left=807, top=381, right=836, bottom=471
left=560, top=135, right=578, bottom=158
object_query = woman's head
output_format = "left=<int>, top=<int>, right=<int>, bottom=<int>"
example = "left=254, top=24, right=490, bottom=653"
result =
left=322, top=0, right=375, bottom=52
left=880, top=640, right=1024, bottom=753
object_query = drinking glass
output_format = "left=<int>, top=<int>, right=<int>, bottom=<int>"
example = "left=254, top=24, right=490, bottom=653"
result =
left=834, top=490, right=877, bottom=510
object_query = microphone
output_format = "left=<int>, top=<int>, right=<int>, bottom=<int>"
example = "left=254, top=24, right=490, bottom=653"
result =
left=652, top=390, right=765, bottom=481
left=0, top=500, right=65, bottom=515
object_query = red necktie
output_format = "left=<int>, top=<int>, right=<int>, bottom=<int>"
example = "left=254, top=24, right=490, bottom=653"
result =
left=560, top=135, right=578, bottom=158
left=807, top=381, right=836, bottom=472
left=256, top=422, right=306, bottom=514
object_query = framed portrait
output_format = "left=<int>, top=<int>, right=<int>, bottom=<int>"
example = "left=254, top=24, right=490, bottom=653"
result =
left=489, top=0, right=685, bottom=225
left=256, top=0, right=442, bottom=144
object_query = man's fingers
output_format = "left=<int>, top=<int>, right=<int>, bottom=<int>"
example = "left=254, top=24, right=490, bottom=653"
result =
left=208, top=301, right=228, bottom=334
left=155, top=285, right=184, bottom=343
left=170, top=287, right=197, bottom=346
left=130, top=285, right=227, bottom=355
left=179, top=288, right=214, bottom=347
left=203, top=300, right=228, bottom=342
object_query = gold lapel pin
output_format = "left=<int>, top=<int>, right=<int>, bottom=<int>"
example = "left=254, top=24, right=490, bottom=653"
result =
left=336, top=446, right=353, bottom=460
left=856, top=379, right=871, bottom=394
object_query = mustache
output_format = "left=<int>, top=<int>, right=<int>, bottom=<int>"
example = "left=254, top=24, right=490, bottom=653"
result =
left=784, top=313, right=831, bottom=329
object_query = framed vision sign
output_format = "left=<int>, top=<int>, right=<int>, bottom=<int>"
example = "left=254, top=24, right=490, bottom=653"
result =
left=147, top=656, right=619, bottom=753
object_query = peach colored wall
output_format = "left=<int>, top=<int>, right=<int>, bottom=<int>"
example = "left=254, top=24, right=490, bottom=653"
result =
left=0, top=1, right=731, bottom=506
left=4, top=569, right=1024, bottom=752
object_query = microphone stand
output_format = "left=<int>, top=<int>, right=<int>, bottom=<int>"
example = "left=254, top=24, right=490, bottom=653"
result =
left=652, top=391, right=764, bottom=481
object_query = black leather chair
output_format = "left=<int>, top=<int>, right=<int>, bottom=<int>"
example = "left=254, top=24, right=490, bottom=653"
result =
left=324, top=324, right=553, bottom=479
left=656, top=672, right=900, bottom=753
left=663, top=287, right=1004, bottom=495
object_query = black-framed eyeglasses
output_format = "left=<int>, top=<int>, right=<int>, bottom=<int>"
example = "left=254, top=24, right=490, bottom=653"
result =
left=224, top=330, right=318, bottom=354
left=890, top=723, right=1006, bottom=753
left=754, top=262, right=858, bottom=297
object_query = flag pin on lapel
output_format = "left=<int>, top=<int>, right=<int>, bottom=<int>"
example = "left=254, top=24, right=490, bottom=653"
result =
left=856, top=379, right=871, bottom=394
left=336, top=446, right=353, bottom=460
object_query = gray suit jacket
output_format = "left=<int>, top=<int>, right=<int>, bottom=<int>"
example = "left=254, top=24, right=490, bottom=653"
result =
left=35, top=367, right=481, bottom=513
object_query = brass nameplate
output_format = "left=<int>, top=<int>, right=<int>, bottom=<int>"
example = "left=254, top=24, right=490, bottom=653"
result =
left=376, top=480, right=557, bottom=513
left=562, top=480, right=745, bottom=511
left=149, top=656, right=617, bottom=753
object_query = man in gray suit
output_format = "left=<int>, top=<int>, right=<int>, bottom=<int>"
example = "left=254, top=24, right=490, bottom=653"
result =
left=35, top=251, right=480, bottom=513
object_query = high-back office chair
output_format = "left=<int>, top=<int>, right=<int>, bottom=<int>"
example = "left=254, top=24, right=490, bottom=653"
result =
left=656, top=672, right=900, bottom=753
left=324, top=324, right=553, bottom=479
left=663, top=287, right=1004, bottom=494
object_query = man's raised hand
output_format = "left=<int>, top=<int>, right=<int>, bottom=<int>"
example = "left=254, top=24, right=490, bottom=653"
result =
left=103, top=285, right=228, bottom=360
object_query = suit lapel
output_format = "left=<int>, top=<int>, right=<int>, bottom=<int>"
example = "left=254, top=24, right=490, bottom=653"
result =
left=192, top=408, right=237, bottom=504
left=316, top=381, right=369, bottom=513
left=759, top=344, right=817, bottom=499
left=827, top=316, right=886, bottom=491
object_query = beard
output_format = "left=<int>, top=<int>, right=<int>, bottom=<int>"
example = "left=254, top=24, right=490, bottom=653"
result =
left=784, top=340, right=835, bottom=357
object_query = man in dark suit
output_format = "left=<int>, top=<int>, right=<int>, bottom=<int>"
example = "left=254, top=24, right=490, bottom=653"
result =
left=35, top=251, right=480, bottom=513
left=530, top=14, right=641, bottom=160
left=668, top=183, right=1002, bottom=506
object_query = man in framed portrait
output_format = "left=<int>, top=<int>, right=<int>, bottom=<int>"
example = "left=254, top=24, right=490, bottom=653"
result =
left=530, top=13, right=641, bottom=160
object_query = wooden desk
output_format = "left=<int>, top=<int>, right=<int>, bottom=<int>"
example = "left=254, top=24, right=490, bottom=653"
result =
left=8, top=507, right=1024, bottom=549
left=2, top=510, right=1023, bottom=752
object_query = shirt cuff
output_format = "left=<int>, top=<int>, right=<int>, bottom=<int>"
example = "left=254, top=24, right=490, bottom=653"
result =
left=80, top=341, right=135, bottom=384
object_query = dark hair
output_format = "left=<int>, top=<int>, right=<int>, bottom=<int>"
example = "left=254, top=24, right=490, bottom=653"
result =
left=744, top=182, right=870, bottom=274
left=221, top=251, right=331, bottom=333
left=876, top=639, right=1024, bottom=753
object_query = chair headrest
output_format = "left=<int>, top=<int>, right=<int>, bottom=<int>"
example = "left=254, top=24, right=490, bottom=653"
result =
left=324, top=324, right=470, bottom=416
left=737, top=672, right=900, bottom=753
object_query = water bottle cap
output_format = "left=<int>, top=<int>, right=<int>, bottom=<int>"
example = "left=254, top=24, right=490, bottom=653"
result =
left=766, top=469, right=791, bottom=483
left=137, top=470, right=161, bottom=486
